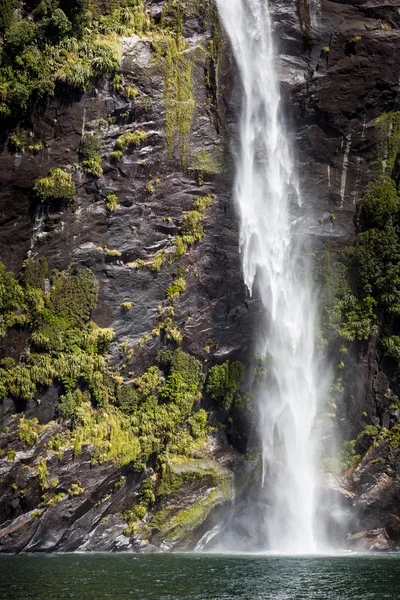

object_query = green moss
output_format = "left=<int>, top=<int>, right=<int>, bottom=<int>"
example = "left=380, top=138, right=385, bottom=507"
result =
left=161, top=35, right=197, bottom=164
left=115, top=130, right=147, bottom=151
left=151, top=460, right=232, bottom=544
left=123, top=477, right=156, bottom=535
left=189, top=151, right=223, bottom=175
left=33, top=168, right=76, bottom=202
left=105, top=248, right=122, bottom=257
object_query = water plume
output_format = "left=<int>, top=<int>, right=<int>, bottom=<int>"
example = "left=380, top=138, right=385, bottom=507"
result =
left=216, top=0, right=325, bottom=553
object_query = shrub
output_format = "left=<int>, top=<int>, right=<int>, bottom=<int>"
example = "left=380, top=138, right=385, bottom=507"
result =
left=28, top=142, right=44, bottom=155
left=4, top=21, right=36, bottom=53
left=356, top=176, right=399, bottom=232
left=382, top=336, right=400, bottom=362
left=125, top=85, right=138, bottom=100
left=48, top=267, right=98, bottom=328
left=91, top=37, right=122, bottom=77
left=111, top=150, right=123, bottom=162
left=59, top=389, right=88, bottom=420
left=80, top=133, right=103, bottom=177
left=206, top=361, right=245, bottom=410
left=117, top=385, right=139, bottom=414
left=81, top=158, right=103, bottom=177
left=105, top=193, right=118, bottom=212
left=47, top=9, right=72, bottom=41
left=0, top=0, right=14, bottom=33
left=33, top=168, right=76, bottom=202
left=36, top=457, right=48, bottom=489
left=8, top=132, right=26, bottom=153
left=181, top=210, right=204, bottom=243
left=0, top=262, right=25, bottom=337
left=68, top=482, right=84, bottom=496
left=21, top=257, right=48, bottom=289
left=188, top=409, right=207, bottom=439
left=166, top=276, right=186, bottom=301
left=150, top=251, right=165, bottom=272
left=18, top=417, right=40, bottom=446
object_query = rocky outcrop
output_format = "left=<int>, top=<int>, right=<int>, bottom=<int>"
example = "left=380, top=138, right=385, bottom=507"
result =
left=0, top=0, right=400, bottom=551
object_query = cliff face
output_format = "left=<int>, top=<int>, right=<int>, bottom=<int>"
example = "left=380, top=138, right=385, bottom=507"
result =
left=0, top=0, right=399, bottom=552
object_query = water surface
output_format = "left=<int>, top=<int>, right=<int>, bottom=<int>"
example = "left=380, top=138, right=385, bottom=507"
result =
left=1, top=553, right=400, bottom=599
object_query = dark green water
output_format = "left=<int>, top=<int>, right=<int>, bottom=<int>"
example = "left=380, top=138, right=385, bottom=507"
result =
left=1, top=553, right=400, bottom=600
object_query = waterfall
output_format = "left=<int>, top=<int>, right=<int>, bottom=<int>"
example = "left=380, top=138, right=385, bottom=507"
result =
left=216, top=0, right=323, bottom=553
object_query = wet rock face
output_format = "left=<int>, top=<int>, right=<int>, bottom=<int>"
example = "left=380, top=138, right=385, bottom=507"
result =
left=0, top=17, right=254, bottom=371
left=0, top=1, right=255, bottom=553
left=271, top=0, right=400, bottom=247
left=0, top=0, right=399, bottom=551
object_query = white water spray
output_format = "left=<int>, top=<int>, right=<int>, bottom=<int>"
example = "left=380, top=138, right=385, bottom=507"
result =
left=216, top=0, right=323, bottom=553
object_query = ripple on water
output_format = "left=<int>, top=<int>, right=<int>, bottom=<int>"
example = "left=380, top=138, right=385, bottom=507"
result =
left=1, top=553, right=400, bottom=600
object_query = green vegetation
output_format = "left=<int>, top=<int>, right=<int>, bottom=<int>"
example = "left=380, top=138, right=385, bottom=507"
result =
left=166, top=269, right=187, bottom=301
left=46, top=492, right=67, bottom=506
left=33, top=168, right=76, bottom=202
left=345, top=36, right=362, bottom=55
left=162, top=36, right=196, bottom=164
left=36, top=457, right=48, bottom=489
left=8, top=131, right=26, bottom=153
left=121, top=301, right=134, bottom=312
left=0, top=261, right=114, bottom=406
left=111, top=150, right=123, bottom=162
left=323, top=440, right=360, bottom=474
left=378, top=112, right=400, bottom=175
left=7, top=449, right=16, bottom=461
left=206, top=360, right=245, bottom=410
left=105, top=193, right=118, bottom=212
left=317, top=118, right=400, bottom=459
left=0, top=1, right=152, bottom=125
left=149, top=459, right=232, bottom=544
left=189, top=150, right=224, bottom=177
left=173, top=194, right=213, bottom=259
left=115, top=130, right=147, bottom=152
left=18, top=417, right=40, bottom=446
left=123, top=477, right=156, bottom=534
left=80, top=133, right=103, bottom=177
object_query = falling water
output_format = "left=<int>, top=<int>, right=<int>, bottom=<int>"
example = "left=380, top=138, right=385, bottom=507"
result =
left=216, top=0, right=323, bottom=553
